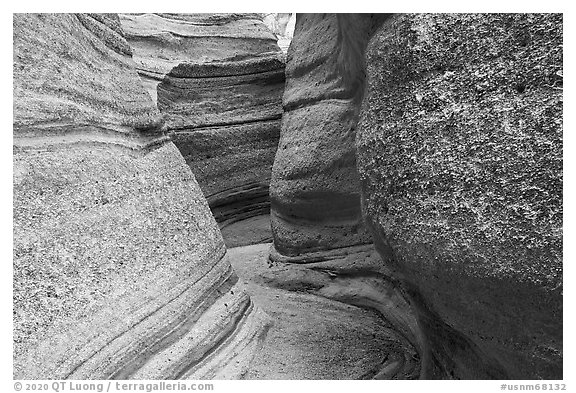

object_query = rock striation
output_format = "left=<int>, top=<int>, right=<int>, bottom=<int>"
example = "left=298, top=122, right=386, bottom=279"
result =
left=357, top=13, right=563, bottom=379
left=119, top=13, right=281, bottom=104
left=265, top=14, right=426, bottom=380
left=147, top=15, right=285, bottom=247
left=269, top=14, right=387, bottom=262
left=13, top=13, right=268, bottom=379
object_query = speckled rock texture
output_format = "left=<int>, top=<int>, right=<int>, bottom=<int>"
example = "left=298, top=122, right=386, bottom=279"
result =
left=357, top=13, right=563, bottom=379
left=154, top=20, right=285, bottom=247
left=13, top=13, right=268, bottom=379
left=119, top=13, right=281, bottom=104
left=14, top=13, right=164, bottom=138
left=269, top=14, right=387, bottom=261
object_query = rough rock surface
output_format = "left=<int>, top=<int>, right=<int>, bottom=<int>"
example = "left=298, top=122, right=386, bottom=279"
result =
left=357, top=13, right=563, bottom=379
left=155, top=26, right=285, bottom=247
left=119, top=13, right=281, bottom=103
left=269, top=14, right=387, bottom=261
left=13, top=13, right=268, bottom=379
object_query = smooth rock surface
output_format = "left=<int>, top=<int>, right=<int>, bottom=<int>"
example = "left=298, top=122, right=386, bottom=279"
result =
left=357, top=13, right=563, bottom=379
left=220, top=214, right=273, bottom=248
left=229, top=243, right=420, bottom=380
left=13, top=13, right=268, bottom=379
left=269, top=14, right=388, bottom=261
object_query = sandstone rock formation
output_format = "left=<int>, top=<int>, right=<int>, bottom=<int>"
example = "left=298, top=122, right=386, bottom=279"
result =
left=357, top=13, right=563, bottom=379
left=147, top=15, right=285, bottom=247
left=13, top=11, right=563, bottom=381
left=119, top=13, right=281, bottom=103
left=269, top=14, right=387, bottom=262
left=13, top=13, right=268, bottom=379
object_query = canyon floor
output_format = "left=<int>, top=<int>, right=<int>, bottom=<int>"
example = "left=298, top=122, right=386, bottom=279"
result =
left=227, top=239, right=421, bottom=380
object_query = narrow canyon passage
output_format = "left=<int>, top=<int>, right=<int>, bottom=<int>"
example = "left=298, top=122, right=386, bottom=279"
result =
left=218, top=213, right=420, bottom=379
left=120, top=12, right=422, bottom=379
left=13, top=13, right=562, bottom=380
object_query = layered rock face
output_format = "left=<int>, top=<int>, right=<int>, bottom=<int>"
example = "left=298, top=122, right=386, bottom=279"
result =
left=149, top=16, right=285, bottom=247
left=265, top=14, right=425, bottom=378
left=269, top=14, right=387, bottom=261
left=357, top=14, right=563, bottom=379
left=13, top=13, right=268, bottom=379
left=119, top=13, right=281, bottom=103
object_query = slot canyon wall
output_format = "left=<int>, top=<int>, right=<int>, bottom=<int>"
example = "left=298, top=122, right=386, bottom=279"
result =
left=121, top=14, right=285, bottom=247
left=13, top=13, right=268, bottom=379
left=269, top=14, right=387, bottom=262
left=357, top=13, right=563, bottom=379
left=271, top=13, right=562, bottom=379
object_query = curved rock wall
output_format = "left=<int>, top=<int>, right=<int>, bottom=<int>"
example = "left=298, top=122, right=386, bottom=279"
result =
left=119, top=13, right=280, bottom=103
left=269, top=14, right=387, bottom=261
left=13, top=13, right=268, bottom=379
left=357, top=13, right=563, bottom=379
left=150, top=16, right=285, bottom=246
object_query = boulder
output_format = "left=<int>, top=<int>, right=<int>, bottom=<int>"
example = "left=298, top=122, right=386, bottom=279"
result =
left=13, top=13, right=268, bottom=379
left=357, top=13, right=563, bottom=379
